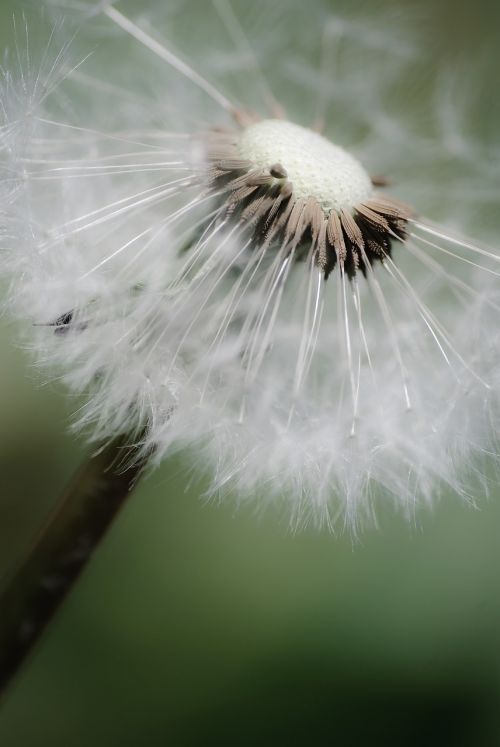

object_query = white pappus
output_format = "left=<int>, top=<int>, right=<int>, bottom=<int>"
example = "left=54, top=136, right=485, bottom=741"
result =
left=1, top=0, right=500, bottom=531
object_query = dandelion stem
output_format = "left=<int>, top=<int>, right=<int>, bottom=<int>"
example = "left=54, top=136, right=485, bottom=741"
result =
left=0, top=434, right=149, bottom=699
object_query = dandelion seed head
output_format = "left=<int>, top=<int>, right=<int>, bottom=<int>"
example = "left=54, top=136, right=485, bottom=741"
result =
left=1, top=1, right=500, bottom=532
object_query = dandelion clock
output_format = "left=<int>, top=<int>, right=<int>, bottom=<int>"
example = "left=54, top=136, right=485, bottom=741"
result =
left=1, top=0, right=499, bottom=690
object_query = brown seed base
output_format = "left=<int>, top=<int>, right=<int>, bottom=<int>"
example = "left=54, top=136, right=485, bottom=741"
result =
left=202, top=129, right=412, bottom=280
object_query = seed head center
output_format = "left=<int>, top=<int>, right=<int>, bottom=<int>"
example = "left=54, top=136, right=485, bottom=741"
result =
left=238, top=119, right=373, bottom=214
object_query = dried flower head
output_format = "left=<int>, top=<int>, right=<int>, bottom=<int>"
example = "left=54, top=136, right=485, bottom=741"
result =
left=1, top=1, right=500, bottom=531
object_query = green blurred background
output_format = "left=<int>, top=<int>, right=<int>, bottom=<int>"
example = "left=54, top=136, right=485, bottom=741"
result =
left=1, top=1, right=500, bottom=745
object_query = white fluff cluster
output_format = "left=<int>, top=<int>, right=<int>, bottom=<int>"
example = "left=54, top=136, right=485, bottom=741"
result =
left=1, top=1, right=500, bottom=530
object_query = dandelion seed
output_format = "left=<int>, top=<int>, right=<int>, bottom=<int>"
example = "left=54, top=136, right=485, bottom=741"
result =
left=1, top=1, right=500, bottom=532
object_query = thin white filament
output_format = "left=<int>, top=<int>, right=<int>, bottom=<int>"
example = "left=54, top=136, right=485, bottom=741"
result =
left=103, top=6, right=235, bottom=114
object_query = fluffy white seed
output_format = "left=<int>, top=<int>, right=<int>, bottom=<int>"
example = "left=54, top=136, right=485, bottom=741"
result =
left=1, top=2, right=500, bottom=533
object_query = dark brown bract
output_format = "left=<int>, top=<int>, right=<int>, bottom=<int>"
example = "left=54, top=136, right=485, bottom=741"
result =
left=204, top=126, right=412, bottom=280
